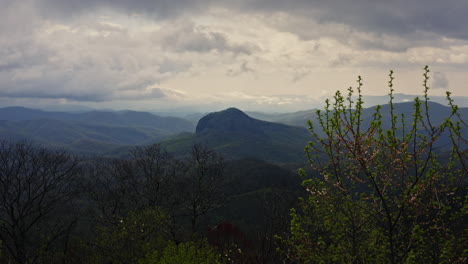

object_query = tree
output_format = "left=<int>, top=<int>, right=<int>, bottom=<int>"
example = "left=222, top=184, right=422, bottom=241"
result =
left=131, top=144, right=173, bottom=208
left=139, top=240, right=226, bottom=264
left=87, top=143, right=225, bottom=242
left=86, top=144, right=227, bottom=263
left=179, top=144, right=225, bottom=234
left=88, top=158, right=139, bottom=222
left=88, top=208, right=169, bottom=264
left=0, top=141, right=79, bottom=264
left=88, top=144, right=174, bottom=222
left=283, top=67, right=467, bottom=263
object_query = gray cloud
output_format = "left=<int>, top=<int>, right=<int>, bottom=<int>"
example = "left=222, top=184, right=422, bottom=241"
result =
left=0, top=32, right=172, bottom=102
left=6, top=1, right=468, bottom=55
left=0, top=2, right=194, bottom=102
left=433, top=72, right=449, bottom=89
left=262, top=0, right=468, bottom=40
left=329, top=54, right=353, bottom=67
left=227, top=61, right=256, bottom=77
left=158, top=23, right=258, bottom=54
left=0, top=72, right=170, bottom=102
left=1, top=0, right=467, bottom=106
left=36, top=0, right=212, bottom=20
left=31, top=0, right=468, bottom=41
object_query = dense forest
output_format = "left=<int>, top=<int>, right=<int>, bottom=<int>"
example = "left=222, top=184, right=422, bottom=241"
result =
left=0, top=69, right=467, bottom=264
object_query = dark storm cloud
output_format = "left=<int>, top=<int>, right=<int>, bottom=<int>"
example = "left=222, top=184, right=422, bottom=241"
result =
left=34, top=0, right=468, bottom=40
left=36, top=0, right=213, bottom=19
left=239, top=0, right=468, bottom=40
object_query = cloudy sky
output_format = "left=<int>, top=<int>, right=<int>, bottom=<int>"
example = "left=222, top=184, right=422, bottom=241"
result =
left=1, top=0, right=467, bottom=112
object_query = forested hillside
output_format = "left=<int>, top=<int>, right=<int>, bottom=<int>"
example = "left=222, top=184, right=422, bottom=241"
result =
left=0, top=72, right=467, bottom=263
left=0, top=107, right=195, bottom=155
left=162, top=107, right=311, bottom=163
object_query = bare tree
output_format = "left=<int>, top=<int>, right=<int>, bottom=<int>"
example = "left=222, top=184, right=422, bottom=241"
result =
left=0, top=141, right=79, bottom=264
left=88, top=144, right=173, bottom=222
left=87, top=159, right=138, bottom=223
left=179, top=144, right=225, bottom=234
left=131, top=144, right=172, bottom=208
left=87, top=144, right=225, bottom=241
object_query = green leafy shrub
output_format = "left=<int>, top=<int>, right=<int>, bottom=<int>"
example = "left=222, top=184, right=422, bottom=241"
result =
left=89, top=208, right=169, bottom=264
left=140, top=240, right=225, bottom=264
left=282, top=66, right=467, bottom=263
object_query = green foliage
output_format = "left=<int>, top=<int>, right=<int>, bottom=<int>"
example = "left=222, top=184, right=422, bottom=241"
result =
left=140, top=240, right=225, bottom=264
left=89, top=208, right=169, bottom=264
left=283, top=67, right=468, bottom=263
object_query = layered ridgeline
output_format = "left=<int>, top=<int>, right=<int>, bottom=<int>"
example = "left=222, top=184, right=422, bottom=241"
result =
left=249, top=101, right=468, bottom=128
left=167, top=102, right=467, bottom=163
left=0, top=107, right=194, bottom=154
left=162, top=108, right=311, bottom=163
left=2, top=102, right=466, bottom=160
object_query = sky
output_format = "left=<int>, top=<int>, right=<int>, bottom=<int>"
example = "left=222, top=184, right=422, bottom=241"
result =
left=1, top=0, right=468, bottom=112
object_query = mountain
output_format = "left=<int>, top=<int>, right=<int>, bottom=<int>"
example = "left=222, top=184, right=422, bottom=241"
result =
left=0, top=107, right=60, bottom=121
left=162, top=108, right=311, bottom=163
left=247, top=101, right=468, bottom=152
left=184, top=109, right=319, bottom=128
left=247, top=109, right=318, bottom=128
left=0, top=107, right=194, bottom=132
left=0, top=107, right=195, bottom=155
left=162, top=102, right=467, bottom=163
left=362, top=101, right=468, bottom=126
left=248, top=101, right=468, bottom=130
left=361, top=93, right=468, bottom=108
left=3, top=101, right=465, bottom=159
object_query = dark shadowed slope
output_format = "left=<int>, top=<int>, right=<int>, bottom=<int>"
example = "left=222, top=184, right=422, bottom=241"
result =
left=162, top=108, right=311, bottom=163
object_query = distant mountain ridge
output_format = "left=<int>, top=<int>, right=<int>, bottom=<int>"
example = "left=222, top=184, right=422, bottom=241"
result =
left=162, top=107, right=311, bottom=163
left=1, top=102, right=466, bottom=161
left=0, top=107, right=195, bottom=155
left=361, top=93, right=468, bottom=108
left=178, top=102, right=467, bottom=163
left=248, top=101, right=468, bottom=129
left=0, top=107, right=194, bottom=131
